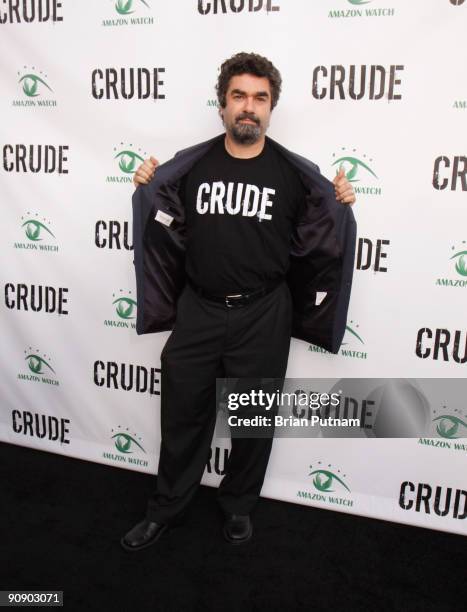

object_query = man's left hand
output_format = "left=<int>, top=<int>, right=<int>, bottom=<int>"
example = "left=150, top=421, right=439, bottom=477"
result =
left=333, top=167, right=356, bottom=205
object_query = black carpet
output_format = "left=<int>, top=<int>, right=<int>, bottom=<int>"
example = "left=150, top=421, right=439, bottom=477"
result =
left=1, top=441, right=465, bottom=612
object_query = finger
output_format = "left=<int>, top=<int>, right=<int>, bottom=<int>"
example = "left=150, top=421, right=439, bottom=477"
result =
left=334, top=176, right=352, bottom=190
left=335, top=180, right=353, bottom=193
left=334, top=175, right=350, bottom=188
left=332, top=168, right=345, bottom=182
left=136, top=168, right=153, bottom=182
left=335, top=192, right=355, bottom=204
left=149, top=156, right=159, bottom=167
left=334, top=180, right=349, bottom=192
left=335, top=187, right=354, bottom=200
left=140, top=163, right=156, bottom=177
left=142, top=161, right=156, bottom=174
left=339, top=193, right=356, bottom=205
left=133, top=172, right=151, bottom=186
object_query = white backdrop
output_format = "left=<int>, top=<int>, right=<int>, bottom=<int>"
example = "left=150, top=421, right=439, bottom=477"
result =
left=1, top=0, right=466, bottom=536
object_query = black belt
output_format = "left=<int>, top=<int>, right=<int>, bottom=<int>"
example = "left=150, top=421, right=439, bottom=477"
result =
left=187, top=278, right=283, bottom=308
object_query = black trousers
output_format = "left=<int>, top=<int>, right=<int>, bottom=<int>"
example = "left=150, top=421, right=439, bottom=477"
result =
left=146, top=281, right=292, bottom=524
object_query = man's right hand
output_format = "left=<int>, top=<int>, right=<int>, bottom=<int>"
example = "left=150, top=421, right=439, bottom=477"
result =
left=133, top=156, right=159, bottom=187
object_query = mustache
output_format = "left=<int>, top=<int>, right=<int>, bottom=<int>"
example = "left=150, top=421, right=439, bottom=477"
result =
left=235, top=113, right=260, bottom=125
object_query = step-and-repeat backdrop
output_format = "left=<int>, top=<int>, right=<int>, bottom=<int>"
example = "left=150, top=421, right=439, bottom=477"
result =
left=1, top=0, right=466, bottom=536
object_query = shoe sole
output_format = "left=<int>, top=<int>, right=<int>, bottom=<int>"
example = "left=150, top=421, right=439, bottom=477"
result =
left=222, top=525, right=253, bottom=545
left=120, top=524, right=169, bottom=552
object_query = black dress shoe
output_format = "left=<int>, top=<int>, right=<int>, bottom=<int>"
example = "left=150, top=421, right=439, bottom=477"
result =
left=223, top=514, right=252, bottom=545
left=120, top=519, right=168, bottom=552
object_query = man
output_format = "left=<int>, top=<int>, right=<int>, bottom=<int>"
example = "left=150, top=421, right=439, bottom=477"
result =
left=121, top=52, right=357, bottom=552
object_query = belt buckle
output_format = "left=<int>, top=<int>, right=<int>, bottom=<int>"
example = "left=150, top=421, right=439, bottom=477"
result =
left=225, top=294, right=244, bottom=308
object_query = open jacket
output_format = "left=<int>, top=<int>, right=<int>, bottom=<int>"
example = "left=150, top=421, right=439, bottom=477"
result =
left=132, top=134, right=357, bottom=354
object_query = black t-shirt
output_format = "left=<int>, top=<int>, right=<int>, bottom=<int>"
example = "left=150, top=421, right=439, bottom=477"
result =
left=181, top=138, right=307, bottom=294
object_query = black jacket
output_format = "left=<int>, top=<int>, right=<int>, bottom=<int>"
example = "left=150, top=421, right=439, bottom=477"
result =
left=132, top=134, right=357, bottom=354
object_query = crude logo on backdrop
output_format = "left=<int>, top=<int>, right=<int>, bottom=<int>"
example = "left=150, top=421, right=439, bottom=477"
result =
left=0, top=0, right=63, bottom=23
left=399, top=480, right=467, bottom=520
left=94, top=360, right=161, bottom=395
left=198, top=0, right=280, bottom=15
left=312, top=65, right=404, bottom=101
left=12, top=409, right=70, bottom=445
left=415, top=327, right=467, bottom=364
left=91, top=68, right=165, bottom=100
left=5, top=283, right=69, bottom=316
left=206, top=446, right=229, bottom=476
left=2, top=144, right=69, bottom=175
left=95, top=219, right=133, bottom=250
left=433, top=156, right=467, bottom=191
left=356, top=237, right=390, bottom=273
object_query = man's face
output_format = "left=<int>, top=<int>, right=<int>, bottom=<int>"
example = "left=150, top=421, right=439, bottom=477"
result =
left=221, top=73, right=273, bottom=145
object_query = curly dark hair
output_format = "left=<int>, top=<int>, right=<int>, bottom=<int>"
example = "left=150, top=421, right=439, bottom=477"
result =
left=216, top=52, right=282, bottom=110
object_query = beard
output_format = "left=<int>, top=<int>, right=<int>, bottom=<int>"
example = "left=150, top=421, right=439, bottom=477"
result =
left=228, top=113, right=262, bottom=144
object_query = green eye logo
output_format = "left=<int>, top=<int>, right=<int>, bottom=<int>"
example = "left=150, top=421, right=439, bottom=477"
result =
left=114, top=150, right=145, bottom=174
left=22, top=219, right=55, bottom=241
left=113, top=433, right=143, bottom=453
left=19, top=73, right=53, bottom=98
left=343, top=321, right=364, bottom=346
left=115, top=0, right=150, bottom=16
left=348, top=0, right=372, bottom=4
left=450, top=248, right=467, bottom=277
left=112, top=431, right=146, bottom=453
left=113, top=297, right=137, bottom=319
left=25, top=354, right=55, bottom=375
left=433, top=415, right=467, bottom=439
left=332, top=156, right=378, bottom=183
left=309, top=468, right=350, bottom=493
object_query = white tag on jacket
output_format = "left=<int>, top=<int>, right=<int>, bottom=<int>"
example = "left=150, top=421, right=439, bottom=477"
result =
left=155, top=210, right=173, bottom=227
left=315, top=291, right=327, bottom=306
